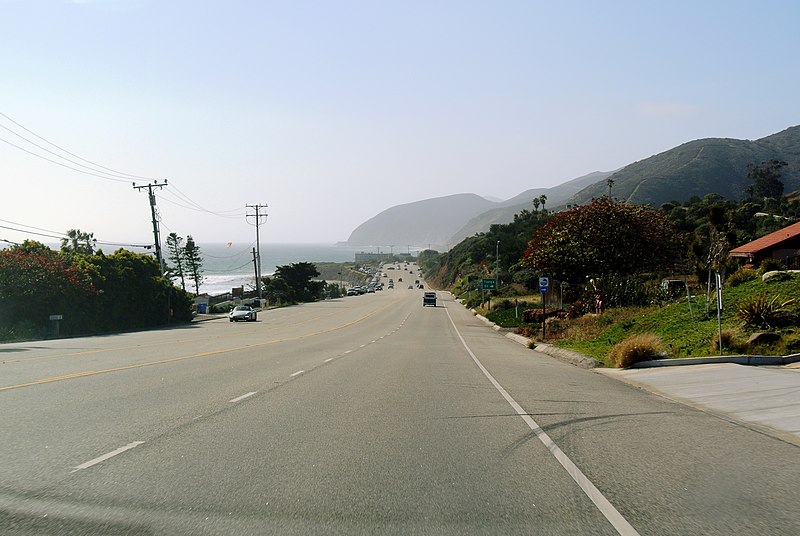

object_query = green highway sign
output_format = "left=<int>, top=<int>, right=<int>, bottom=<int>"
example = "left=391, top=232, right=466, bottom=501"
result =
left=481, top=278, right=497, bottom=290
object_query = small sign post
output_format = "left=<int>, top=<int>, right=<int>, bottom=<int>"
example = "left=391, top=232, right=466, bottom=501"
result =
left=49, top=314, right=63, bottom=338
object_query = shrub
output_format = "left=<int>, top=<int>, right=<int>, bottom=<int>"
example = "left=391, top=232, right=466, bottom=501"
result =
left=544, top=317, right=568, bottom=338
left=784, top=334, right=800, bottom=354
left=758, top=258, right=785, bottom=275
left=709, top=329, right=746, bottom=354
left=736, top=293, right=797, bottom=329
left=495, top=299, right=514, bottom=311
left=610, top=334, right=664, bottom=368
left=726, top=269, right=757, bottom=287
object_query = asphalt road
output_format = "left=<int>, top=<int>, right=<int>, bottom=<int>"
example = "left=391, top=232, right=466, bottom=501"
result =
left=2, top=266, right=799, bottom=535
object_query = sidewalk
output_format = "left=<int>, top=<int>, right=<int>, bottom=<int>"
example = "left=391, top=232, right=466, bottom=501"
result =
left=597, top=364, right=800, bottom=446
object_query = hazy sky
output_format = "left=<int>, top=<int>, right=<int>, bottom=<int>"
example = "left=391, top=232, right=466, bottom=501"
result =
left=2, top=0, right=799, bottom=246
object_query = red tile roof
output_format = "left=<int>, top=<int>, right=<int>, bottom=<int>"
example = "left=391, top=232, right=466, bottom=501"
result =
left=729, top=220, right=800, bottom=256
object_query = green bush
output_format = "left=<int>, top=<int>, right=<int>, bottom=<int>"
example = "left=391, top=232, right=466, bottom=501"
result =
left=726, top=269, right=758, bottom=287
left=758, top=258, right=785, bottom=275
left=610, top=333, right=664, bottom=368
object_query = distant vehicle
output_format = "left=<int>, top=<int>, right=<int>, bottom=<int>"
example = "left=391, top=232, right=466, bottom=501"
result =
left=346, top=288, right=359, bottom=296
left=423, top=292, right=436, bottom=307
left=229, top=305, right=257, bottom=322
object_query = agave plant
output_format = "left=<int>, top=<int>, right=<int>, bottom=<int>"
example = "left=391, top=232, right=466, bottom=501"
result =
left=736, top=293, right=797, bottom=329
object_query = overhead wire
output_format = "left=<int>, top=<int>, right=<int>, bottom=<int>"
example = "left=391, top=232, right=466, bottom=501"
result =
left=1, top=111, right=255, bottom=226
left=0, top=218, right=152, bottom=248
left=0, top=110, right=153, bottom=181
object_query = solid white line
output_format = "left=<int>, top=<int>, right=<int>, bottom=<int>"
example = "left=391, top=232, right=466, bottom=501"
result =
left=290, top=370, right=304, bottom=377
left=72, top=441, right=145, bottom=473
left=444, top=305, right=640, bottom=536
left=229, top=391, right=257, bottom=403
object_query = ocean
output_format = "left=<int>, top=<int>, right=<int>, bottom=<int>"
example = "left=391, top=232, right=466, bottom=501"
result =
left=191, top=243, right=376, bottom=296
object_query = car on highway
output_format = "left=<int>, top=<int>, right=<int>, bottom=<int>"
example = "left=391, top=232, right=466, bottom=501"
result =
left=423, top=292, right=436, bottom=307
left=229, top=305, right=257, bottom=322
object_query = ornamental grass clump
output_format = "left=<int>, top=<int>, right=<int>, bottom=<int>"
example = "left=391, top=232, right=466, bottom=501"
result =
left=610, top=333, right=664, bottom=368
left=709, top=329, right=746, bottom=354
left=736, top=293, right=797, bottom=329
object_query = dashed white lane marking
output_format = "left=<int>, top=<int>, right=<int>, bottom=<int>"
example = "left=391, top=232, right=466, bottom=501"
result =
left=359, top=344, right=366, bottom=348
left=72, top=441, right=145, bottom=473
left=324, top=358, right=334, bottom=363
left=229, top=391, right=257, bottom=403
left=444, top=305, right=640, bottom=536
left=344, top=350, right=352, bottom=355
left=290, top=370, right=304, bottom=377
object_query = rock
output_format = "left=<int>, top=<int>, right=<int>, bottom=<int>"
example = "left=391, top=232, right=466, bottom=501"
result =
left=746, top=332, right=781, bottom=345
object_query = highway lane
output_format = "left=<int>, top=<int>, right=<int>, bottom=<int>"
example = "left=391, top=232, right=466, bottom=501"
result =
left=1, top=275, right=799, bottom=534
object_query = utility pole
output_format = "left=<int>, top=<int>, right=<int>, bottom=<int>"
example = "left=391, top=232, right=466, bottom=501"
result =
left=133, top=180, right=168, bottom=272
left=496, top=240, right=500, bottom=288
left=246, top=203, right=268, bottom=299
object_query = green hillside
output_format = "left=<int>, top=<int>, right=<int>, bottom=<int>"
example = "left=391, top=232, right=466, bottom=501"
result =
left=571, top=126, right=800, bottom=206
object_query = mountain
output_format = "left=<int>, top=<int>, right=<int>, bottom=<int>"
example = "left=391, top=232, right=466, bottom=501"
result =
left=343, top=125, right=800, bottom=249
left=446, top=171, right=614, bottom=244
left=344, top=194, right=497, bottom=249
left=570, top=126, right=800, bottom=206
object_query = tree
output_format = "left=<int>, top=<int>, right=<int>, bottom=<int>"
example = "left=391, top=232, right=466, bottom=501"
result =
left=166, top=233, right=187, bottom=292
left=0, top=241, right=96, bottom=337
left=522, top=197, right=680, bottom=285
left=745, top=160, right=786, bottom=199
left=61, top=229, right=96, bottom=256
left=184, top=236, right=204, bottom=295
left=532, top=197, right=540, bottom=212
left=539, top=194, right=547, bottom=212
left=606, top=178, right=614, bottom=198
left=273, top=262, right=324, bottom=303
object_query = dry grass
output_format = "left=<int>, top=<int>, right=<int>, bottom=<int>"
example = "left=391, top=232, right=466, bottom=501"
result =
left=548, top=306, right=655, bottom=342
left=709, top=328, right=746, bottom=354
left=609, top=333, right=664, bottom=368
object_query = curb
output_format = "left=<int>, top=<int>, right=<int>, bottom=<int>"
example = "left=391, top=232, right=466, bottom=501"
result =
left=630, top=353, right=800, bottom=368
left=471, top=311, right=601, bottom=369
left=533, top=343, right=602, bottom=369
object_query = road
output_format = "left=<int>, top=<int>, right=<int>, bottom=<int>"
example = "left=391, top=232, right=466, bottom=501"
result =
left=1, top=265, right=799, bottom=535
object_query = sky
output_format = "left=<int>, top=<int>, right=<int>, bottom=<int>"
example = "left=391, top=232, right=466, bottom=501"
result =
left=2, top=0, right=800, bottom=247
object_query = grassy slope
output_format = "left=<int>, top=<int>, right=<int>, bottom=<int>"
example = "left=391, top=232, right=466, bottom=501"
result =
left=554, top=274, right=800, bottom=365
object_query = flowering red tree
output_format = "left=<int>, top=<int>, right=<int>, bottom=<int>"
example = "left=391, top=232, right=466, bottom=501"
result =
left=0, top=241, right=96, bottom=336
left=522, top=198, right=680, bottom=284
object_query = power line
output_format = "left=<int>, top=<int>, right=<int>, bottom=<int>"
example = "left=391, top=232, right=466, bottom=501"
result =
left=0, top=110, right=154, bottom=181
left=1, top=111, right=249, bottom=223
left=0, top=219, right=151, bottom=248
left=0, top=136, right=131, bottom=183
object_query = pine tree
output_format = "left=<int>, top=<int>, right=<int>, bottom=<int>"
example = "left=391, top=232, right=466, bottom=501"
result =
left=166, top=233, right=186, bottom=292
left=184, top=236, right=204, bottom=295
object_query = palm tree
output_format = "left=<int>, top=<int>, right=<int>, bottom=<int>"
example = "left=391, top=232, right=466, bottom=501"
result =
left=61, top=229, right=95, bottom=255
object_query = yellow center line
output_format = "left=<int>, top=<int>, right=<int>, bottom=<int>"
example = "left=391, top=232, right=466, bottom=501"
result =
left=0, top=301, right=395, bottom=393
left=2, top=311, right=342, bottom=365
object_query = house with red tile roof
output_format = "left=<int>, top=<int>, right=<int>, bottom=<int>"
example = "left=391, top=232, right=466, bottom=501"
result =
left=729, top=220, right=800, bottom=269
